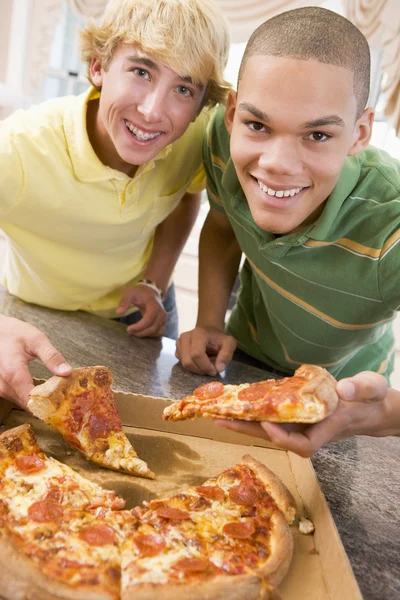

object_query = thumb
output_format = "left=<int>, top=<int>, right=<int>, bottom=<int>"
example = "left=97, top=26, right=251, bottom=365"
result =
left=337, top=371, right=388, bottom=404
left=34, top=342, right=72, bottom=377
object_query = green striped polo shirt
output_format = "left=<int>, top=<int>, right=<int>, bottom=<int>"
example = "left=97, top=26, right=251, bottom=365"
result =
left=203, top=106, right=400, bottom=381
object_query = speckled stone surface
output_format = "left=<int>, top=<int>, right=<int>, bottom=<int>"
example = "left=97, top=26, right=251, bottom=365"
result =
left=1, top=288, right=399, bottom=599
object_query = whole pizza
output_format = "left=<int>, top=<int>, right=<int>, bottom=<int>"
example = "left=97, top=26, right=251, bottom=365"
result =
left=0, top=422, right=297, bottom=600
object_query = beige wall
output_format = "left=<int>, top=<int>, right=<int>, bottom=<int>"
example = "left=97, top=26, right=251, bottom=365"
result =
left=0, top=0, right=13, bottom=83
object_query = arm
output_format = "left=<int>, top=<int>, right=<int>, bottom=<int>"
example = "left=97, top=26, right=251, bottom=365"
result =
left=215, top=371, right=399, bottom=457
left=0, top=315, right=72, bottom=409
left=116, top=192, right=201, bottom=337
left=176, top=206, right=242, bottom=375
left=145, top=191, right=201, bottom=293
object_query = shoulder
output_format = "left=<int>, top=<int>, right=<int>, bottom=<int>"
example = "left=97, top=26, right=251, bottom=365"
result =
left=203, top=104, right=231, bottom=164
left=357, top=146, right=400, bottom=197
left=0, top=94, right=80, bottom=143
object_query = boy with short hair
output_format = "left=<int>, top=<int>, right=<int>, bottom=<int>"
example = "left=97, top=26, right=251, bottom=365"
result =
left=0, top=0, right=230, bottom=407
left=177, top=7, right=400, bottom=455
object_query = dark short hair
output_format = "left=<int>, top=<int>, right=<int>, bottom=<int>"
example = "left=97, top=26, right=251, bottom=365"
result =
left=239, top=7, right=370, bottom=118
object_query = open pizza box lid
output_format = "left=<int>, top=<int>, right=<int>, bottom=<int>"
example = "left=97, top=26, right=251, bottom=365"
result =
left=0, top=386, right=362, bottom=600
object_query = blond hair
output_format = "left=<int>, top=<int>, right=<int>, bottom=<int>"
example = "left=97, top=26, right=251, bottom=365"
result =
left=80, top=0, right=232, bottom=106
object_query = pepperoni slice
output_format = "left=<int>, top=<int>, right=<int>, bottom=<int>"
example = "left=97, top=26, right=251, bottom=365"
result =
left=196, top=485, right=225, bottom=501
left=88, top=415, right=112, bottom=439
left=134, top=533, right=166, bottom=557
left=156, top=506, right=190, bottom=520
left=193, top=381, right=224, bottom=400
left=238, top=382, right=272, bottom=401
left=15, top=454, right=45, bottom=474
left=79, top=524, right=116, bottom=546
left=28, top=500, right=63, bottom=523
left=173, top=558, right=209, bottom=573
left=229, top=484, right=259, bottom=506
left=223, top=521, right=256, bottom=539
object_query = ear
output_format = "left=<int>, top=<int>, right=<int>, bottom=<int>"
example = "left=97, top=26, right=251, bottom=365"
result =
left=347, top=107, right=374, bottom=156
left=90, top=57, right=104, bottom=88
left=224, top=90, right=237, bottom=134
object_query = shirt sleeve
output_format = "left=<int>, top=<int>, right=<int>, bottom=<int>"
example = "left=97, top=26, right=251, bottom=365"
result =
left=378, top=222, right=400, bottom=311
left=186, top=161, right=206, bottom=194
left=0, top=125, right=24, bottom=217
left=202, top=118, right=226, bottom=214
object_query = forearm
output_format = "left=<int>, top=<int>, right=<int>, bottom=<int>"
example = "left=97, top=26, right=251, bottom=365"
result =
left=144, top=192, right=201, bottom=293
left=197, top=209, right=242, bottom=330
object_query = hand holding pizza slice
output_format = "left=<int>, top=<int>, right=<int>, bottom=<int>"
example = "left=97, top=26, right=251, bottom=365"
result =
left=27, top=366, right=154, bottom=479
left=163, top=364, right=339, bottom=424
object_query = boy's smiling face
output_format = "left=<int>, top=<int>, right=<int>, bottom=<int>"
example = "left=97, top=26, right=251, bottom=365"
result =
left=225, top=55, right=373, bottom=234
left=89, top=46, right=206, bottom=174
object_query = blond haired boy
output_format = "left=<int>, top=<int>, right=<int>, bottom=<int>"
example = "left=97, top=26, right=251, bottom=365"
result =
left=0, top=0, right=230, bottom=407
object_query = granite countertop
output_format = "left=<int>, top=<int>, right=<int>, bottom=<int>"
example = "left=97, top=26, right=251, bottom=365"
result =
left=1, top=288, right=399, bottom=599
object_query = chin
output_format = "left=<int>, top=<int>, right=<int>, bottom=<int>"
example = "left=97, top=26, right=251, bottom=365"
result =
left=252, top=214, right=290, bottom=235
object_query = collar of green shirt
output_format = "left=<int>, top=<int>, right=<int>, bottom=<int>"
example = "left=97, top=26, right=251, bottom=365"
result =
left=64, top=87, right=171, bottom=183
left=221, top=153, right=361, bottom=243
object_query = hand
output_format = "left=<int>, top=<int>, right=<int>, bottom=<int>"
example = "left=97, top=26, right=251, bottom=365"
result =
left=116, top=285, right=167, bottom=338
left=176, top=326, right=237, bottom=376
left=215, top=371, right=391, bottom=457
left=0, top=315, right=72, bottom=409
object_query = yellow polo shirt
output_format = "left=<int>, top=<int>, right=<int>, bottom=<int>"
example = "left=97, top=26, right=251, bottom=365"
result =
left=0, top=88, right=208, bottom=317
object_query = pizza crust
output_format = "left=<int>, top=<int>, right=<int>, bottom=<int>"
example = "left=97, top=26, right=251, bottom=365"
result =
left=242, top=455, right=297, bottom=524
left=0, top=534, right=115, bottom=600
left=122, top=573, right=267, bottom=600
left=0, top=423, right=40, bottom=456
left=27, top=367, right=110, bottom=420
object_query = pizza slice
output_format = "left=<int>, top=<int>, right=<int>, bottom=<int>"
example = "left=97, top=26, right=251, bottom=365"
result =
left=120, top=454, right=296, bottom=600
left=0, top=424, right=131, bottom=600
left=163, top=364, right=339, bottom=424
left=27, top=366, right=154, bottom=479
left=0, top=424, right=126, bottom=513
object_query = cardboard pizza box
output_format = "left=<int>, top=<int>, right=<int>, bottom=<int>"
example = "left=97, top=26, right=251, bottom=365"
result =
left=0, top=390, right=362, bottom=600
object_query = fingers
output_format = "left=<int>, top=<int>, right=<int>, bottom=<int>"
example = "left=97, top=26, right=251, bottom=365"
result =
left=30, top=336, right=72, bottom=376
left=214, top=336, right=237, bottom=373
left=177, top=329, right=220, bottom=376
left=0, top=362, right=34, bottom=409
left=337, top=371, right=388, bottom=403
left=127, top=302, right=167, bottom=338
left=214, top=419, right=268, bottom=439
left=116, top=298, right=131, bottom=316
left=260, top=407, right=353, bottom=457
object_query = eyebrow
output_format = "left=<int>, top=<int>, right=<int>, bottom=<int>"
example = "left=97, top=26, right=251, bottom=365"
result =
left=238, top=103, right=345, bottom=128
left=238, top=102, right=268, bottom=122
left=303, top=115, right=345, bottom=128
left=125, top=55, right=203, bottom=89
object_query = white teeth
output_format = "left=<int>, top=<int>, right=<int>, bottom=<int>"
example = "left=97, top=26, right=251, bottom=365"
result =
left=124, top=120, right=162, bottom=141
left=257, top=181, right=303, bottom=198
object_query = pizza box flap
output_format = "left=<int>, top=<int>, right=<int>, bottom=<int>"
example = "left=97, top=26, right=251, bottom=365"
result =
left=0, top=385, right=362, bottom=600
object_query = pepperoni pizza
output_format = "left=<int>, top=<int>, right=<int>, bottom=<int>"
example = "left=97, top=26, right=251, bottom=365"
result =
left=27, top=366, right=154, bottom=479
left=0, top=424, right=297, bottom=600
left=163, top=364, right=339, bottom=424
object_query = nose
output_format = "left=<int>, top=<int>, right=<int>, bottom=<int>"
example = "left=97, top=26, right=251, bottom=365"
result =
left=136, top=86, right=166, bottom=123
left=258, top=136, right=303, bottom=175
